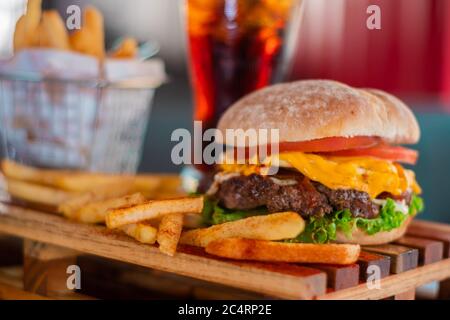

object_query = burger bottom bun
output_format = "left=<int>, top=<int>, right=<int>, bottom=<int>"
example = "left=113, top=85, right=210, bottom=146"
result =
left=335, top=216, right=412, bottom=245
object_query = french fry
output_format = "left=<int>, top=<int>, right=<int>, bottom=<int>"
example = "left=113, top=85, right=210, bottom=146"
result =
left=1, top=160, right=133, bottom=192
left=54, top=173, right=182, bottom=196
left=131, top=175, right=161, bottom=195
left=69, top=6, right=105, bottom=59
left=157, top=213, right=184, bottom=256
left=179, top=212, right=304, bottom=247
left=54, top=173, right=181, bottom=197
left=106, top=196, right=204, bottom=229
left=1, top=160, right=68, bottom=186
left=13, top=0, right=42, bottom=51
left=121, top=221, right=157, bottom=244
left=59, top=181, right=135, bottom=218
left=133, top=174, right=183, bottom=198
left=39, top=10, right=70, bottom=50
left=111, top=37, right=138, bottom=59
left=71, top=192, right=147, bottom=224
left=153, top=175, right=185, bottom=198
left=206, top=239, right=361, bottom=265
left=53, top=174, right=135, bottom=193
left=5, top=178, right=74, bottom=207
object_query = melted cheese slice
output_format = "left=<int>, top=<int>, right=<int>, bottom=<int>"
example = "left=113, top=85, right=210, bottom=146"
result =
left=219, top=152, right=421, bottom=199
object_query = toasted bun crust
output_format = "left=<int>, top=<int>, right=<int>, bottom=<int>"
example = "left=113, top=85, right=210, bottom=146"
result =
left=217, top=80, right=420, bottom=146
left=335, top=216, right=412, bottom=245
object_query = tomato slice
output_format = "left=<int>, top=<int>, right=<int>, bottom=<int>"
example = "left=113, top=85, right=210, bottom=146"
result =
left=324, top=145, right=419, bottom=165
left=231, top=136, right=381, bottom=161
left=278, top=136, right=381, bottom=153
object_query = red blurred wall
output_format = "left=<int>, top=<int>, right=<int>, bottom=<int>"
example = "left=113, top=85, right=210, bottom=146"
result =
left=290, top=0, right=450, bottom=107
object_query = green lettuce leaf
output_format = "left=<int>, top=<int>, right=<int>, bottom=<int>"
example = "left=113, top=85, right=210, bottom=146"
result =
left=409, top=194, right=424, bottom=215
left=201, top=196, right=215, bottom=225
left=201, top=197, right=267, bottom=225
left=290, top=195, right=425, bottom=243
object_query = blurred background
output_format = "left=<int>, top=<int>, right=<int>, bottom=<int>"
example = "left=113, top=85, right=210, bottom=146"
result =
left=0, top=0, right=449, bottom=223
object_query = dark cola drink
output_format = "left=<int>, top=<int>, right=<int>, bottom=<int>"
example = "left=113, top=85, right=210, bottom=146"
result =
left=186, top=0, right=299, bottom=131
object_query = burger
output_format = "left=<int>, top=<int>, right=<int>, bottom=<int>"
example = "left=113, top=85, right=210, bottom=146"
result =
left=200, top=79, right=424, bottom=245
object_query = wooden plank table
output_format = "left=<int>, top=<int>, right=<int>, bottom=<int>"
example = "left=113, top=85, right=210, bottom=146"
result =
left=0, top=203, right=450, bottom=300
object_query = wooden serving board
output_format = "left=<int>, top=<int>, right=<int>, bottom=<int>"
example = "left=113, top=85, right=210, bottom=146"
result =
left=1, top=203, right=450, bottom=300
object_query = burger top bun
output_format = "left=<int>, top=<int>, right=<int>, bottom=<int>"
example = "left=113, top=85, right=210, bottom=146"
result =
left=217, top=80, right=420, bottom=147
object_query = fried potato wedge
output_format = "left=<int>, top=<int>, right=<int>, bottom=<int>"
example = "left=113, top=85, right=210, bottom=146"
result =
left=157, top=213, right=184, bottom=256
left=69, top=6, right=105, bottom=59
left=39, top=10, right=70, bottom=50
left=106, top=196, right=204, bottom=229
left=121, top=222, right=157, bottom=244
left=71, top=192, right=147, bottom=224
left=206, top=239, right=361, bottom=265
left=179, top=212, right=304, bottom=247
left=13, top=0, right=41, bottom=51
left=13, top=16, right=29, bottom=51
left=5, top=179, right=74, bottom=207
left=24, top=0, right=42, bottom=30
left=111, top=37, right=138, bottom=59
left=59, top=181, right=135, bottom=218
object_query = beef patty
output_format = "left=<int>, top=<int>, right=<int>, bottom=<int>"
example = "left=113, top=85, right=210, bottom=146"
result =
left=214, top=172, right=411, bottom=219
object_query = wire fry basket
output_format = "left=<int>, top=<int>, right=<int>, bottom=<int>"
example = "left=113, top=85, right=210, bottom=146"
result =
left=0, top=73, right=157, bottom=173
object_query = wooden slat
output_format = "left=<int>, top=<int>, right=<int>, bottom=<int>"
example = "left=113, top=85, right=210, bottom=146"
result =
left=191, top=286, right=269, bottom=300
left=384, top=289, right=417, bottom=300
left=310, top=264, right=359, bottom=291
left=77, top=255, right=266, bottom=299
left=7, top=197, right=58, bottom=215
left=0, top=266, right=23, bottom=286
left=0, top=234, right=22, bottom=266
left=407, top=220, right=450, bottom=258
left=318, top=258, right=450, bottom=300
left=0, top=281, right=49, bottom=300
left=357, top=251, right=391, bottom=281
left=0, top=266, right=92, bottom=300
left=395, top=236, right=444, bottom=265
left=77, top=256, right=193, bottom=299
left=438, top=278, right=450, bottom=299
left=23, top=240, right=80, bottom=298
left=0, top=204, right=326, bottom=299
left=363, top=244, right=418, bottom=274
left=394, top=289, right=416, bottom=300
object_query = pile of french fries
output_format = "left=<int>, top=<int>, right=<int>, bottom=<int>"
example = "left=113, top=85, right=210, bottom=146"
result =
left=0, top=160, right=360, bottom=263
left=14, top=0, right=137, bottom=59
left=0, top=160, right=188, bottom=255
